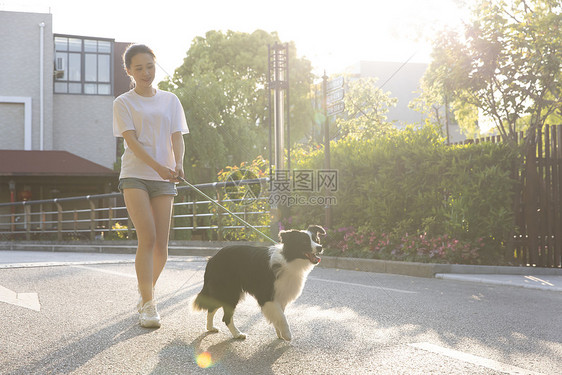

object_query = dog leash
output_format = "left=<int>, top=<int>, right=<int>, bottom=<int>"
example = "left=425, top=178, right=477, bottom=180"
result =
left=177, top=176, right=278, bottom=244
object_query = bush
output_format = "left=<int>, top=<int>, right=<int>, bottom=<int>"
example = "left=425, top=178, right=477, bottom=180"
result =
left=210, top=156, right=270, bottom=241
left=325, top=226, right=482, bottom=264
left=289, top=125, right=519, bottom=265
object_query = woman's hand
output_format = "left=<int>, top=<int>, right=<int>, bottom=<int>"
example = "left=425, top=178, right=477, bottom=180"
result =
left=174, top=165, right=185, bottom=182
left=155, top=164, right=177, bottom=181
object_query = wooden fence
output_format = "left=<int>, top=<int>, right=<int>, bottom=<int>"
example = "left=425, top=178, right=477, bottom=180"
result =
left=456, top=125, right=562, bottom=267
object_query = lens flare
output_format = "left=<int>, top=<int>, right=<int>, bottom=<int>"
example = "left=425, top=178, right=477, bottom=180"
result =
left=196, top=351, right=213, bottom=368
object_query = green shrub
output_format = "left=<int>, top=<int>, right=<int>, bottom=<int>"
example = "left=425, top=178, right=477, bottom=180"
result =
left=326, top=226, right=483, bottom=264
left=290, top=125, right=519, bottom=264
left=210, top=156, right=270, bottom=241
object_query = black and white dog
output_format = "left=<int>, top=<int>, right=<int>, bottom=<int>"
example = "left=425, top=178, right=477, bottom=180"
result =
left=192, top=225, right=326, bottom=341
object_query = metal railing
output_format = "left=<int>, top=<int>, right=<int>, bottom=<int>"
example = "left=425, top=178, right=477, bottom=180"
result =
left=0, top=179, right=270, bottom=242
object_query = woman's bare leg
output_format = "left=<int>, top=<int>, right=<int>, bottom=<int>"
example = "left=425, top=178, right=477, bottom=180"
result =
left=150, top=194, right=174, bottom=286
left=123, top=188, right=156, bottom=305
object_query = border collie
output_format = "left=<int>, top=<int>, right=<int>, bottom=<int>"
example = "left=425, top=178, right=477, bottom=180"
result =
left=192, top=225, right=326, bottom=341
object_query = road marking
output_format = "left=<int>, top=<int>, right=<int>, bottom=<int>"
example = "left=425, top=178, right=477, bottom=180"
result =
left=435, top=273, right=562, bottom=292
left=309, top=277, right=417, bottom=294
left=0, top=260, right=135, bottom=270
left=0, top=285, right=40, bottom=311
left=0, top=257, right=207, bottom=270
left=409, top=342, right=545, bottom=375
left=71, top=265, right=136, bottom=279
left=524, top=276, right=554, bottom=286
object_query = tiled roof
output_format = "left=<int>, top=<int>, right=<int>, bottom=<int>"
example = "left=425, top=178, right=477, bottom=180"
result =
left=0, top=150, right=117, bottom=176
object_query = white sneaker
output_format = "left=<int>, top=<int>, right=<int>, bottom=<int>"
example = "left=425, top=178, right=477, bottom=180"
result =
left=137, top=286, right=155, bottom=313
left=139, top=300, right=161, bottom=328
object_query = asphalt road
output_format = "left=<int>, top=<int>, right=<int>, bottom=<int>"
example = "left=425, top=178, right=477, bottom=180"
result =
left=0, top=255, right=561, bottom=375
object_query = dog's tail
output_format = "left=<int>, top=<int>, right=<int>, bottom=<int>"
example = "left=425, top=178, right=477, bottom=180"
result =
left=192, top=285, right=221, bottom=312
left=192, top=292, right=207, bottom=311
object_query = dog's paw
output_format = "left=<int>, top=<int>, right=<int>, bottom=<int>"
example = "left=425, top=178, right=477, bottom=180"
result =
left=233, top=332, right=247, bottom=340
left=279, top=329, right=292, bottom=341
left=207, top=326, right=219, bottom=333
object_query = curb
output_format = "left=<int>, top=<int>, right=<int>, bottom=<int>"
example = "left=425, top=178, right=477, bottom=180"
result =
left=318, top=256, right=448, bottom=278
left=319, top=256, right=562, bottom=277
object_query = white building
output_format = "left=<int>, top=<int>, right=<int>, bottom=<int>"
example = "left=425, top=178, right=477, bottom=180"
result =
left=0, top=10, right=130, bottom=202
left=346, top=61, right=465, bottom=143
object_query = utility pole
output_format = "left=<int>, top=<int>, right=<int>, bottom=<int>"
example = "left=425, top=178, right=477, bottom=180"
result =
left=445, top=94, right=450, bottom=145
left=320, top=73, right=344, bottom=229
left=322, top=72, right=332, bottom=229
left=268, top=43, right=289, bottom=237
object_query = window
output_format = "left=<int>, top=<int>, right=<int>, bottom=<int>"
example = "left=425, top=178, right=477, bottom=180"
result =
left=54, top=35, right=113, bottom=95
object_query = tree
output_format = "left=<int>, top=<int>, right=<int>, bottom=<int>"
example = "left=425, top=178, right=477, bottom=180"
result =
left=420, top=0, right=562, bottom=144
left=410, top=62, right=481, bottom=141
left=409, top=77, right=449, bottom=134
left=335, top=77, right=398, bottom=140
left=159, top=30, right=314, bottom=182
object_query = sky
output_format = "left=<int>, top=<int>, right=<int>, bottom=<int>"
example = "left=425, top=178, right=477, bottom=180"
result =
left=2, top=0, right=470, bottom=83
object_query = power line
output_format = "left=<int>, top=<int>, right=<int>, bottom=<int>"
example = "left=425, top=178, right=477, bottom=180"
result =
left=378, top=51, right=418, bottom=90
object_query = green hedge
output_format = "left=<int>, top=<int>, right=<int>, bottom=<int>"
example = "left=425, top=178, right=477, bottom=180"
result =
left=289, top=125, right=520, bottom=264
left=211, top=157, right=270, bottom=241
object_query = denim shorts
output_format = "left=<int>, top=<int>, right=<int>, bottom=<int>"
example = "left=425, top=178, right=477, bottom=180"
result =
left=118, top=178, right=177, bottom=197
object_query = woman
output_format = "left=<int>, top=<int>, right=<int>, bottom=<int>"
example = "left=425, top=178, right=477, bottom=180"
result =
left=113, top=44, right=189, bottom=328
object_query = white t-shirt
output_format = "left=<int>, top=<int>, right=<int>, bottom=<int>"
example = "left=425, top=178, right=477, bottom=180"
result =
left=113, top=89, right=189, bottom=181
